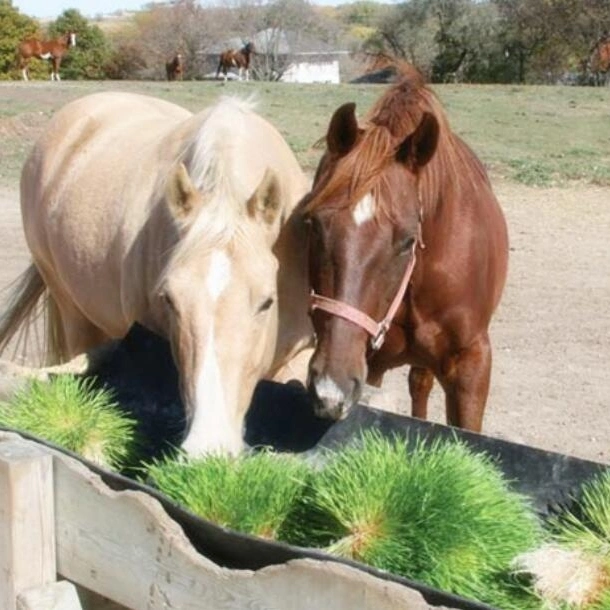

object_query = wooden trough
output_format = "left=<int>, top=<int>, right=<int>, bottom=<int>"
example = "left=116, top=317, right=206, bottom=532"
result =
left=0, top=430, right=452, bottom=610
left=1, top=325, right=608, bottom=610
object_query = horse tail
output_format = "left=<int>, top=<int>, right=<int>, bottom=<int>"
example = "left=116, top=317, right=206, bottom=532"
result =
left=0, top=263, right=65, bottom=366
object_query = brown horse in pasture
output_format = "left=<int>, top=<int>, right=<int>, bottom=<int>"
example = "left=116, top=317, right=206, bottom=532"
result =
left=18, top=31, right=76, bottom=81
left=216, top=42, right=254, bottom=82
left=166, top=53, right=185, bottom=81
left=589, top=35, right=610, bottom=85
left=302, top=66, right=509, bottom=432
left=0, top=93, right=312, bottom=456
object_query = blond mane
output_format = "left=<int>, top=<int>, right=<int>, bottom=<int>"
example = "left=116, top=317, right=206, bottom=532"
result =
left=166, top=96, right=259, bottom=268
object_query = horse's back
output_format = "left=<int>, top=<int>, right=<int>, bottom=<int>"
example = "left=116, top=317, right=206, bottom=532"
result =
left=22, top=92, right=190, bottom=204
left=20, top=93, right=193, bottom=335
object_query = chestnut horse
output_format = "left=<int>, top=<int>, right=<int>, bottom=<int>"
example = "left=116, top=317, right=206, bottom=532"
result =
left=166, top=53, right=185, bottom=81
left=302, top=67, right=508, bottom=432
left=589, top=35, right=610, bottom=85
left=0, top=93, right=312, bottom=456
left=216, top=42, right=254, bottom=82
left=18, top=31, right=76, bottom=81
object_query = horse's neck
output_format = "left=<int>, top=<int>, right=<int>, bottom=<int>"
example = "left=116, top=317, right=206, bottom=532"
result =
left=271, top=208, right=314, bottom=373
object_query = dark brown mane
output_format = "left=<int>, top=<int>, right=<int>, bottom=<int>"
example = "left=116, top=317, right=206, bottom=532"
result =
left=307, top=64, right=468, bottom=219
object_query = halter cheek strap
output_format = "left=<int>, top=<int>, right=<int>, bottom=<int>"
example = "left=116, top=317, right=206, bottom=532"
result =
left=310, top=244, right=417, bottom=351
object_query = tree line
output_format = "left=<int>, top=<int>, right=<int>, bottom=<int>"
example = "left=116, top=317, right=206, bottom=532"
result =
left=1, top=0, right=609, bottom=83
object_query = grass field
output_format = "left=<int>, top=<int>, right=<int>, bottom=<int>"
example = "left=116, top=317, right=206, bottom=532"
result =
left=1, top=80, right=610, bottom=187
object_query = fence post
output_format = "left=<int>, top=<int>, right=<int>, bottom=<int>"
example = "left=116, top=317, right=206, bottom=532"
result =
left=0, top=440, right=56, bottom=610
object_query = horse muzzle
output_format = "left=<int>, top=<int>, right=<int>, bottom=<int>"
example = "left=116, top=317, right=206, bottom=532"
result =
left=308, top=365, right=363, bottom=421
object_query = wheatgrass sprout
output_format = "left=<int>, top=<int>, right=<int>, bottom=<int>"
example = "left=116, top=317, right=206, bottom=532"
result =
left=0, top=375, right=137, bottom=470
left=553, top=472, right=610, bottom=557
left=535, top=471, right=610, bottom=608
left=285, top=431, right=543, bottom=608
left=146, top=450, right=311, bottom=539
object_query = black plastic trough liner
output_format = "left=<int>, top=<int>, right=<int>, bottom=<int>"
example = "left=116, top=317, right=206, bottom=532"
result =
left=3, top=324, right=608, bottom=610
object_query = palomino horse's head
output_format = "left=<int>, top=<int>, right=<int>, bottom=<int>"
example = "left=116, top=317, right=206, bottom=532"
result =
left=303, top=83, right=440, bottom=420
left=158, top=159, right=286, bottom=456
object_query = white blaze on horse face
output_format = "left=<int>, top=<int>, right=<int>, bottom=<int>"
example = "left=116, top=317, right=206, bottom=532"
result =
left=352, top=192, right=376, bottom=226
left=181, top=326, right=242, bottom=456
left=315, top=375, right=347, bottom=411
left=69, top=33, right=76, bottom=46
left=206, top=249, right=231, bottom=300
left=181, top=249, right=241, bottom=456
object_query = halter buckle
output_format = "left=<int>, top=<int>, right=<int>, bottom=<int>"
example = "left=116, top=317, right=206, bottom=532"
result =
left=370, top=322, right=390, bottom=351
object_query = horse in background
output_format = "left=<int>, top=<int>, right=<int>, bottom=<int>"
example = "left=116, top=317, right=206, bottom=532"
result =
left=589, top=34, right=610, bottom=85
left=302, top=65, right=508, bottom=431
left=0, top=93, right=313, bottom=457
left=18, top=31, right=76, bottom=81
left=216, top=42, right=255, bottom=82
left=166, top=53, right=185, bottom=81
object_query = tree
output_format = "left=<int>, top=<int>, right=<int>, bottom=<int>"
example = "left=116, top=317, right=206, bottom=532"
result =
left=0, top=0, right=39, bottom=80
left=362, top=0, right=437, bottom=76
left=431, top=0, right=506, bottom=83
left=250, top=0, right=340, bottom=81
left=108, top=0, right=221, bottom=80
left=48, top=9, right=112, bottom=79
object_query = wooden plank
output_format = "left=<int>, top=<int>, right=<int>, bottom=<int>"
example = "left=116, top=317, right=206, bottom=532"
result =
left=16, top=581, right=82, bottom=610
left=0, top=440, right=56, bottom=610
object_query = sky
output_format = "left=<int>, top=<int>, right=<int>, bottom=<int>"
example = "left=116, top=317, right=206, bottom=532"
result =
left=14, top=0, right=169, bottom=19
left=13, top=0, right=358, bottom=20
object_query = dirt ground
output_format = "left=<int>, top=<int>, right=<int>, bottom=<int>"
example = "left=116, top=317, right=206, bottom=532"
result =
left=0, top=179, right=608, bottom=466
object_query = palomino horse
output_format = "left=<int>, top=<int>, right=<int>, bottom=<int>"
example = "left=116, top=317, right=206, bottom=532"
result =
left=302, top=66, right=508, bottom=431
left=166, top=53, right=185, bottom=81
left=589, top=35, right=610, bottom=85
left=0, top=92, right=313, bottom=456
left=18, top=31, right=76, bottom=81
left=216, top=42, right=254, bottom=82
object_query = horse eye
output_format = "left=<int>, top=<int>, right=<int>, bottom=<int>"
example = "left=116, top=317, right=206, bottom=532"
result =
left=161, top=292, right=176, bottom=311
left=257, top=297, right=274, bottom=314
left=398, top=237, right=415, bottom=255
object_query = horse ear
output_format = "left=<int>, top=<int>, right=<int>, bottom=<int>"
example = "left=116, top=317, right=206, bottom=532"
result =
left=396, top=112, right=439, bottom=169
left=166, top=163, right=203, bottom=220
left=247, top=168, right=282, bottom=226
left=327, top=102, right=359, bottom=156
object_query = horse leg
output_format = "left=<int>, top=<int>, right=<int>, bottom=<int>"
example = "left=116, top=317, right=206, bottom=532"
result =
left=438, top=333, right=492, bottom=432
left=408, top=366, right=434, bottom=420
left=20, top=59, right=28, bottom=81
left=245, top=68, right=250, bottom=82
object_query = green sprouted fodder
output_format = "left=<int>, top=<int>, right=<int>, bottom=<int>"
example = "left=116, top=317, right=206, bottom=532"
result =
left=282, top=431, right=543, bottom=608
left=147, top=450, right=312, bottom=539
left=0, top=375, right=137, bottom=470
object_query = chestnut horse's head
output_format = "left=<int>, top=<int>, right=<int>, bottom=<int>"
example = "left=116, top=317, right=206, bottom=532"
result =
left=303, top=72, right=441, bottom=420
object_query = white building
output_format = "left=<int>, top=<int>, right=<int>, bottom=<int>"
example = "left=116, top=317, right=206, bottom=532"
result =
left=206, top=29, right=347, bottom=84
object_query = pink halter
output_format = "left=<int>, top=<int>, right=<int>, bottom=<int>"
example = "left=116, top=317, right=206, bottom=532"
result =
left=310, top=243, right=417, bottom=351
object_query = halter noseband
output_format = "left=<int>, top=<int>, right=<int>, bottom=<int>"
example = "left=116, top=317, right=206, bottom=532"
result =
left=310, top=242, right=418, bottom=351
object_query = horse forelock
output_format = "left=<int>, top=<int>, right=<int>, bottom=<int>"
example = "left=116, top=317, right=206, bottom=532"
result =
left=165, top=96, right=261, bottom=271
left=307, top=69, right=473, bottom=221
